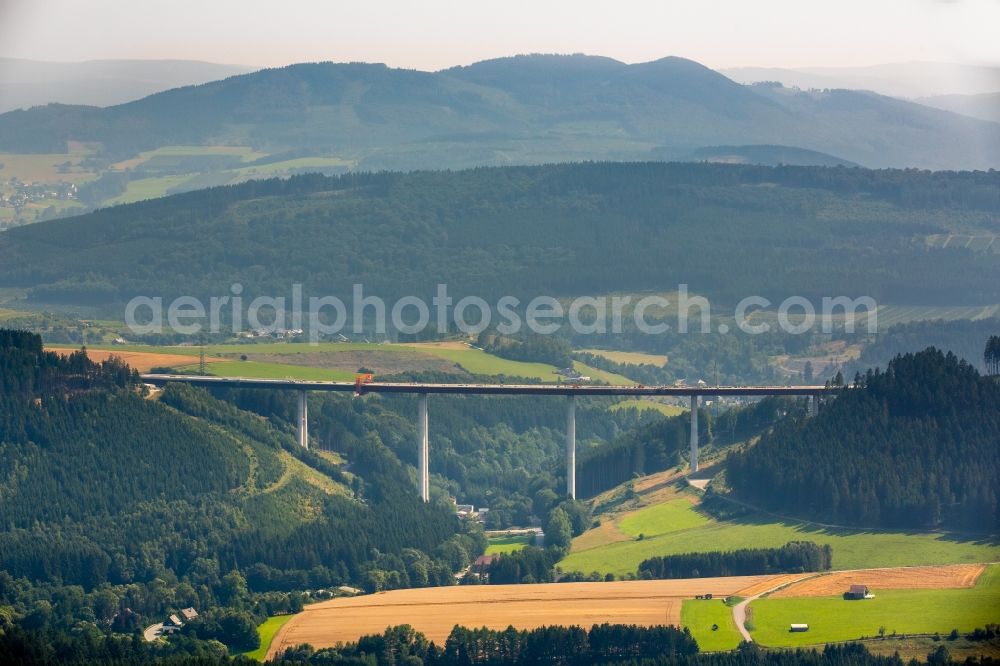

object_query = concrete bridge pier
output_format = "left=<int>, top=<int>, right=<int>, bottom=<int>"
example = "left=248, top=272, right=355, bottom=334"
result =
left=566, top=395, right=576, bottom=499
left=297, top=391, right=309, bottom=449
left=809, top=394, right=819, bottom=417
left=689, top=395, right=699, bottom=472
left=418, top=393, right=429, bottom=502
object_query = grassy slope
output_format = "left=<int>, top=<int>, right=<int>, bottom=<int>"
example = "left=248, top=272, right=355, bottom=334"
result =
left=617, top=499, right=709, bottom=538
left=682, top=599, right=743, bottom=652
left=748, top=565, right=1000, bottom=647
left=559, top=494, right=1000, bottom=577
left=241, top=614, right=296, bottom=661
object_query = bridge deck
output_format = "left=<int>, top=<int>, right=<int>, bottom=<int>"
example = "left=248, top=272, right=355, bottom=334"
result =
left=140, top=374, right=833, bottom=396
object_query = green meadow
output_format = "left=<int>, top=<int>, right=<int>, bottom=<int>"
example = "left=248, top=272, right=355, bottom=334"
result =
left=559, top=498, right=1000, bottom=577
left=177, top=360, right=358, bottom=381
left=749, top=565, right=1000, bottom=647
left=617, top=499, right=710, bottom=538
left=682, top=599, right=743, bottom=652
left=485, top=534, right=534, bottom=555
left=240, top=614, right=295, bottom=661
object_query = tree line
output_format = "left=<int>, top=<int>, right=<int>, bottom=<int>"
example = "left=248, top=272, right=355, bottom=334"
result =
left=637, top=542, right=832, bottom=579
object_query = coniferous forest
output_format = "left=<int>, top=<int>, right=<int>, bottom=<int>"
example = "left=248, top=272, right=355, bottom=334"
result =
left=1, top=164, right=999, bottom=311
left=726, top=348, right=1000, bottom=530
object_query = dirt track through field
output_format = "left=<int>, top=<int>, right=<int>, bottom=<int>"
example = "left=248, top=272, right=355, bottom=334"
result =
left=267, top=576, right=779, bottom=659
left=768, top=563, right=986, bottom=598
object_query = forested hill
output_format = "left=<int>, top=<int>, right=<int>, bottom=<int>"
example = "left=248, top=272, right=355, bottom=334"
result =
left=726, top=348, right=1000, bottom=531
left=1, top=54, right=998, bottom=170
left=0, top=330, right=472, bottom=638
left=1, top=163, right=999, bottom=308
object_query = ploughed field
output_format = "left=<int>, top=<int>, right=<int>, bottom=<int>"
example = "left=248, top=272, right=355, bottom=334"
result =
left=266, top=576, right=779, bottom=659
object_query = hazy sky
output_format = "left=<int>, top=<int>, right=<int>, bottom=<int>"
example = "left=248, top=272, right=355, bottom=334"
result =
left=1, top=0, right=997, bottom=70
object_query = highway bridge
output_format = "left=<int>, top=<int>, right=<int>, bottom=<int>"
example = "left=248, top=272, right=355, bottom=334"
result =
left=142, top=374, right=837, bottom=501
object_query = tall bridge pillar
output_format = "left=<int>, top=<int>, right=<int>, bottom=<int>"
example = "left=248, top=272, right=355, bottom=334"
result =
left=418, top=393, right=429, bottom=502
left=689, top=395, right=699, bottom=472
left=808, top=394, right=819, bottom=418
left=566, top=395, right=576, bottom=500
left=297, top=391, right=309, bottom=449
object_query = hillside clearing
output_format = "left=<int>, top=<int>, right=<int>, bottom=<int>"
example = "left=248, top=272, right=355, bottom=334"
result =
left=485, top=535, right=534, bottom=555
left=560, top=494, right=1000, bottom=576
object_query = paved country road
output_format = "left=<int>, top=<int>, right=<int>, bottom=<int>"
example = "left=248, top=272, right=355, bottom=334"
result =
left=732, top=579, right=805, bottom=643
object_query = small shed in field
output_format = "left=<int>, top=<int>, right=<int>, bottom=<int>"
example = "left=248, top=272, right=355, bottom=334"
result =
left=790, top=624, right=809, bottom=632
left=846, top=584, right=873, bottom=600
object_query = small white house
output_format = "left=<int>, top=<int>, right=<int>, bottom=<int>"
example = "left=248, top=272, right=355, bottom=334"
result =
left=790, top=624, right=809, bottom=632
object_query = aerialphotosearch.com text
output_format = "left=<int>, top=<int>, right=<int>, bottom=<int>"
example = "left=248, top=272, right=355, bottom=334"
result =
left=124, top=283, right=878, bottom=342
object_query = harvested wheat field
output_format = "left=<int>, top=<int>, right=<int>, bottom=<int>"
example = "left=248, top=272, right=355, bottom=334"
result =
left=268, top=576, right=781, bottom=659
left=734, top=573, right=814, bottom=598
left=769, top=563, right=986, bottom=598
left=48, top=347, right=216, bottom=373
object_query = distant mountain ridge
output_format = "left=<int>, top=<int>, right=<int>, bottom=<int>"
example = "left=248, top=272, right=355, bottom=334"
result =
left=0, top=58, right=256, bottom=112
left=917, top=92, right=1000, bottom=124
left=721, top=61, right=1000, bottom=99
left=1, top=54, right=998, bottom=170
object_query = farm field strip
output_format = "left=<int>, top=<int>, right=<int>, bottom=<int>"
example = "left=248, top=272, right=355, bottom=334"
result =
left=769, top=563, right=987, bottom=598
left=749, top=581, right=1000, bottom=647
left=77, top=342, right=567, bottom=379
left=46, top=347, right=218, bottom=373
left=267, top=576, right=781, bottom=658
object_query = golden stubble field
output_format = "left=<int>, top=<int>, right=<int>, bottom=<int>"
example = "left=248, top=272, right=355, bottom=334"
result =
left=768, top=563, right=986, bottom=598
left=47, top=347, right=219, bottom=373
left=267, top=576, right=781, bottom=659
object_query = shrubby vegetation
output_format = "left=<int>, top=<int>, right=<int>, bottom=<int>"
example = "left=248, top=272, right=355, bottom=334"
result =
left=727, top=348, right=1000, bottom=530
left=637, top=541, right=832, bottom=579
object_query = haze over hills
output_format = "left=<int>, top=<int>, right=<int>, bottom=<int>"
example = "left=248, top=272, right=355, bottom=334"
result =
left=0, top=58, right=256, bottom=112
left=1, top=54, right=999, bottom=171
left=917, top=92, right=1000, bottom=124
left=720, top=61, right=1000, bottom=99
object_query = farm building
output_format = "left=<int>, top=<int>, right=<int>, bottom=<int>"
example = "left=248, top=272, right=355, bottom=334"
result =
left=790, top=624, right=809, bottom=632
left=845, top=584, right=874, bottom=599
